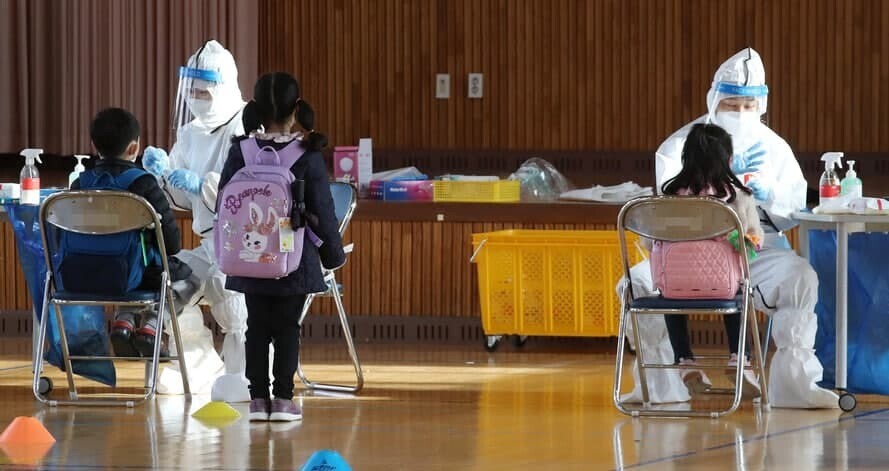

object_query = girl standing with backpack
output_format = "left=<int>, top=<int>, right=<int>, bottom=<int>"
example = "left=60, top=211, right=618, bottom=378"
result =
left=218, top=72, right=345, bottom=422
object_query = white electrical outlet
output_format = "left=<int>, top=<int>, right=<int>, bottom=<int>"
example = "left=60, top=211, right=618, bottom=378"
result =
left=468, top=73, right=483, bottom=98
left=436, top=74, right=450, bottom=99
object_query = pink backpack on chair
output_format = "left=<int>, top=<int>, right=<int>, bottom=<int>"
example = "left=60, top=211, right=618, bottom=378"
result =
left=650, top=239, right=742, bottom=299
left=214, top=138, right=308, bottom=279
left=649, top=188, right=743, bottom=300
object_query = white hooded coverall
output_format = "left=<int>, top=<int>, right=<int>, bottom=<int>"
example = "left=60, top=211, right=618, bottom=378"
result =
left=155, top=40, right=251, bottom=402
left=620, top=48, right=838, bottom=409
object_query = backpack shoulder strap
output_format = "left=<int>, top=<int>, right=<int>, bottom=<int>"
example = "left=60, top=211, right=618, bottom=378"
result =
left=276, top=139, right=307, bottom=169
left=77, top=169, right=98, bottom=188
left=239, top=137, right=306, bottom=169
left=113, top=168, right=150, bottom=190
left=239, top=138, right=262, bottom=166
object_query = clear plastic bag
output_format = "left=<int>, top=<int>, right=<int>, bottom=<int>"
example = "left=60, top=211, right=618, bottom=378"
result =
left=508, top=158, right=573, bottom=202
left=6, top=203, right=115, bottom=386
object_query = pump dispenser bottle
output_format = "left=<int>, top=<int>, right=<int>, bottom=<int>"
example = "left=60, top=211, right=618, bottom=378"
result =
left=840, top=160, right=862, bottom=199
left=19, top=148, right=43, bottom=205
left=819, top=152, right=843, bottom=207
left=69, top=155, right=91, bottom=188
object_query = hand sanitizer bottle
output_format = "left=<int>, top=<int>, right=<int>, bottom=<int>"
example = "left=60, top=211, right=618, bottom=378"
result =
left=840, top=160, right=863, bottom=199
left=69, top=155, right=91, bottom=188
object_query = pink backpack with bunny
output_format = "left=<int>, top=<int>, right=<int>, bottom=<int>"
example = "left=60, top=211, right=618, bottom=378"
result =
left=214, top=138, right=309, bottom=279
left=649, top=188, right=743, bottom=300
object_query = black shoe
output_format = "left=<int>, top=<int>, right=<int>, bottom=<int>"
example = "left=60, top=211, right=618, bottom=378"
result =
left=133, top=326, right=170, bottom=361
left=110, top=320, right=140, bottom=358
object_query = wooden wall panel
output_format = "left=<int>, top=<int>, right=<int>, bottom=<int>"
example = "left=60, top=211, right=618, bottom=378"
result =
left=0, top=213, right=624, bottom=319
left=0, top=205, right=802, bottom=334
left=259, top=0, right=889, bottom=154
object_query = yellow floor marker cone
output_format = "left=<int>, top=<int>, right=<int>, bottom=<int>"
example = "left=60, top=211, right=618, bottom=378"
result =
left=0, top=417, right=55, bottom=465
left=191, top=401, right=241, bottom=427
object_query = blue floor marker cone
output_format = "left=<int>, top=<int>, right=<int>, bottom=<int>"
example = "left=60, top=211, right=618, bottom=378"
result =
left=301, top=450, right=352, bottom=471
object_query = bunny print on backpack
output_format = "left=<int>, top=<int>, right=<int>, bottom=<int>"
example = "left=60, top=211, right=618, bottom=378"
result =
left=215, top=138, right=317, bottom=279
left=240, top=202, right=279, bottom=263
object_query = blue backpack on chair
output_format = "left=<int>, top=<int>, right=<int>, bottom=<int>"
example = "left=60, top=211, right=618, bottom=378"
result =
left=58, top=168, right=159, bottom=296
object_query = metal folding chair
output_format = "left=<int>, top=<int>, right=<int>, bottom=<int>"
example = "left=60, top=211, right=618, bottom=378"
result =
left=295, top=182, right=363, bottom=393
left=613, top=196, right=768, bottom=418
left=33, top=191, right=190, bottom=406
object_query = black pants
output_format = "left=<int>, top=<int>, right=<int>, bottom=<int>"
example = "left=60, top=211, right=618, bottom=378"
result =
left=244, top=293, right=306, bottom=400
left=664, top=314, right=746, bottom=364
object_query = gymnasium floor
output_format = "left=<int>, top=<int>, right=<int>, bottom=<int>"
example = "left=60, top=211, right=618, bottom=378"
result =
left=0, top=338, right=886, bottom=470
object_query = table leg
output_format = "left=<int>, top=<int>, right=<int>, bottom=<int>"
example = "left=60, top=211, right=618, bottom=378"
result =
left=836, top=222, right=848, bottom=391
left=798, top=226, right=809, bottom=258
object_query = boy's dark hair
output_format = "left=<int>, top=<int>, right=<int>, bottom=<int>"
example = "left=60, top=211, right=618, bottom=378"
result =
left=89, top=108, right=141, bottom=159
left=661, top=123, right=751, bottom=202
left=241, top=72, right=328, bottom=151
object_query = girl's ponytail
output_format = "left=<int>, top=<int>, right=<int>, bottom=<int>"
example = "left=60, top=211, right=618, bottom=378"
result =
left=296, top=98, right=328, bottom=152
left=241, top=99, right=263, bottom=135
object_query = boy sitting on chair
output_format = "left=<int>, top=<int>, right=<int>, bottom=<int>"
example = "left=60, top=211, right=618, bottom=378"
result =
left=68, top=107, right=199, bottom=357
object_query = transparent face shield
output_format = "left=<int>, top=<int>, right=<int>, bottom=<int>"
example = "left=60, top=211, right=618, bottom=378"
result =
left=707, top=83, right=769, bottom=151
left=172, top=65, right=222, bottom=131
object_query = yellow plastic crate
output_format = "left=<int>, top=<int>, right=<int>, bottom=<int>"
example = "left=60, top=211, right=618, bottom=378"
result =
left=433, top=180, right=520, bottom=203
left=471, top=229, right=641, bottom=337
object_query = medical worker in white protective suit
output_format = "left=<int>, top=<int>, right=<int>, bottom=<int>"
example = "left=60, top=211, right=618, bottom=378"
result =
left=620, top=48, right=838, bottom=409
left=142, top=40, right=250, bottom=402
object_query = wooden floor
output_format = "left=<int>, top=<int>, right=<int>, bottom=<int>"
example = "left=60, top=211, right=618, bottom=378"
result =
left=0, top=338, right=887, bottom=470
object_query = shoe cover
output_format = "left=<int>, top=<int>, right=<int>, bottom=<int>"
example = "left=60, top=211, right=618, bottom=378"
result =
left=618, top=261, right=691, bottom=404
left=210, top=373, right=251, bottom=403
left=157, top=305, right=224, bottom=395
left=221, top=331, right=246, bottom=375
left=769, top=310, right=838, bottom=408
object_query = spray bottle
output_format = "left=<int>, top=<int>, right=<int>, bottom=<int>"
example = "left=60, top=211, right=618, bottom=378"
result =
left=19, top=148, right=44, bottom=205
left=69, top=155, right=91, bottom=188
left=841, top=160, right=863, bottom=199
left=819, top=152, right=843, bottom=207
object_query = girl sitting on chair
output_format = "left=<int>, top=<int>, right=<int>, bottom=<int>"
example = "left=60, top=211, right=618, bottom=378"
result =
left=654, top=122, right=764, bottom=398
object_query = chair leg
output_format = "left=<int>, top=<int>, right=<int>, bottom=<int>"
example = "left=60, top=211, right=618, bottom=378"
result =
left=761, top=316, right=772, bottom=363
left=165, top=286, right=191, bottom=398
left=32, top=275, right=53, bottom=404
left=144, top=282, right=169, bottom=402
left=53, top=302, right=78, bottom=400
left=296, top=283, right=363, bottom=393
left=749, top=304, right=769, bottom=408
left=628, top=310, right=651, bottom=405
left=727, top=305, right=749, bottom=416
left=613, top=299, right=632, bottom=414
left=297, top=292, right=315, bottom=326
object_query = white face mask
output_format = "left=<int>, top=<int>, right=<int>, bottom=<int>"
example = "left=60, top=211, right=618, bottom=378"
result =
left=187, top=97, right=214, bottom=121
left=713, top=111, right=760, bottom=149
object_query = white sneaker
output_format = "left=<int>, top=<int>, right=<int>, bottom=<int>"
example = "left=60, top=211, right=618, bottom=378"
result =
left=678, top=358, right=712, bottom=395
left=726, top=353, right=762, bottom=399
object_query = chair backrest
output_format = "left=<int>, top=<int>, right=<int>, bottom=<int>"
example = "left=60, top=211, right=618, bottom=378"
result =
left=39, top=190, right=170, bottom=281
left=329, top=182, right=357, bottom=235
left=617, top=195, right=750, bottom=299
left=619, top=196, right=742, bottom=242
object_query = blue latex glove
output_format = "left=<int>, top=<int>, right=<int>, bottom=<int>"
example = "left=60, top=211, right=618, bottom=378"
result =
left=747, top=178, right=772, bottom=202
left=142, top=146, right=170, bottom=177
left=168, top=169, right=203, bottom=195
left=730, top=142, right=767, bottom=175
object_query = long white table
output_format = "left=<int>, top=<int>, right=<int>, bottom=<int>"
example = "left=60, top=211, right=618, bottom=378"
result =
left=794, top=211, right=889, bottom=410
